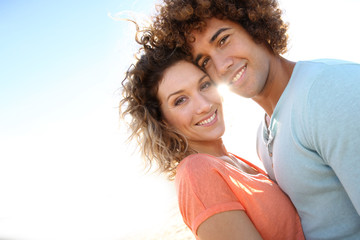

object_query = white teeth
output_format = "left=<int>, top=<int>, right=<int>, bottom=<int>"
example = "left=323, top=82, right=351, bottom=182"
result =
left=197, top=112, right=216, bottom=126
left=231, top=66, right=246, bottom=84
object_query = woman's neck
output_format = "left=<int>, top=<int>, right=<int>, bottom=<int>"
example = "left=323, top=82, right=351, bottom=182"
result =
left=189, top=138, right=228, bottom=157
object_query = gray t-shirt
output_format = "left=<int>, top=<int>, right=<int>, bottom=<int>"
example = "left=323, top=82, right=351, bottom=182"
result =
left=257, top=59, right=360, bottom=239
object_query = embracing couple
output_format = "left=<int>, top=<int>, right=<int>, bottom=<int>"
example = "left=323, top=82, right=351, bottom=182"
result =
left=120, top=0, right=360, bottom=239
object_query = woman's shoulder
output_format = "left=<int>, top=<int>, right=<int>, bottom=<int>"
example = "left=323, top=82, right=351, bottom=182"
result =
left=178, top=153, right=221, bottom=172
left=176, top=153, right=224, bottom=182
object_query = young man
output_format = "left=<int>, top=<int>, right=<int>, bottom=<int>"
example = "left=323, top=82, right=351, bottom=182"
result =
left=148, top=0, right=360, bottom=239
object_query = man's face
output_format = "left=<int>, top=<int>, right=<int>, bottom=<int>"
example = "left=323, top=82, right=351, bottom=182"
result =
left=190, top=18, right=273, bottom=99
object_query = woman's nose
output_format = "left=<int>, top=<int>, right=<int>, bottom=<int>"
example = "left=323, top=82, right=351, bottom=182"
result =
left=195, top=94, right=212, bottom=115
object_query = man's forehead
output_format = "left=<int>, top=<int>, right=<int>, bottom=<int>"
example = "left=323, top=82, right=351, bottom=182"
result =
left=190, top=18, right=232, bottom=39
left=189, top=18, right=233, bottom=59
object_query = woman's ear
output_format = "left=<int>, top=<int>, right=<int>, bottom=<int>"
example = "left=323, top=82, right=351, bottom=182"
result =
left=161, top=118, right=171, bottom=128
left=162, top=119, right=169, bottom=127
left=162, top=119, right=179, bottom=134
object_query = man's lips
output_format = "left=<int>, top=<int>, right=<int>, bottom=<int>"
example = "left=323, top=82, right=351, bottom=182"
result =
left=230, top=65, right=247, bottom=85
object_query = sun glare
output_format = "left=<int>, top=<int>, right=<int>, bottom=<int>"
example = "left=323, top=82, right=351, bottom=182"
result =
left=217, top=83, right=231, bottom=97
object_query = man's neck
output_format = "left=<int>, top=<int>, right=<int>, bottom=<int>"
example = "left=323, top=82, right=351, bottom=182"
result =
left=253, top=56, right=295, bottom=117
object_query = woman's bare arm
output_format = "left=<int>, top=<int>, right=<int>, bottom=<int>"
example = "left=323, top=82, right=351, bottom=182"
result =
left=197, top=210, right=263, bottom=240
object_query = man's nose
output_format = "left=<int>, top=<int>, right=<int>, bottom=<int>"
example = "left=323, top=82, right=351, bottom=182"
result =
left=213, top=54, right=233, bottom=78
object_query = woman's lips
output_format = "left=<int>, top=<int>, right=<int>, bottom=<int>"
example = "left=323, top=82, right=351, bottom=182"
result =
left=196, top=110, right=217, bottom=126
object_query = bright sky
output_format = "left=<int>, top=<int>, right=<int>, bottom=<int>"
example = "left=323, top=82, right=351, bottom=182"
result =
left=0, top=0, right=359, bottom=239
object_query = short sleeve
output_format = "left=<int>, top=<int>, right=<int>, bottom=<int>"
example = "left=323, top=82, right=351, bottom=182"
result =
left=175, top=154, right=245, bottom=235
left=306, top=62, right=360, bottom=213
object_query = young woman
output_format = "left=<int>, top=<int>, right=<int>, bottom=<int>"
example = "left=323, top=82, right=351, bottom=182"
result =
left=120, top=48, right=304, bottom=240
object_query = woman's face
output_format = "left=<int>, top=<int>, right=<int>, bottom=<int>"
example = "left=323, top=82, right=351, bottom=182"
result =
left=158, top=60, right=225, bottom=145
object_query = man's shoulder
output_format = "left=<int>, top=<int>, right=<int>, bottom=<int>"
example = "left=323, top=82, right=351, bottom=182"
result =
left=296, top=58, right=360, bottom=72
left=290, top=58, right=360, bottom=93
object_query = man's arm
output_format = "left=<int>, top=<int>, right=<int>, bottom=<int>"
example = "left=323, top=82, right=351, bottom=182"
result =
left=306, top=62, right=360, bottom=214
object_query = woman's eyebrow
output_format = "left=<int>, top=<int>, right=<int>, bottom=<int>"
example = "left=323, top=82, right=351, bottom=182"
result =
left=166, top=74, right=208, bottom=101
left=167, top=89, right=184, bottom=101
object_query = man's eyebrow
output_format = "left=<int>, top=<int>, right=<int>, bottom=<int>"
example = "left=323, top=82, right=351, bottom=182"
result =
left=194, top=54, right=203, bottom=67
left=194, top=27, right=231, bottom=66
left=210, top=27, right=230, bottom=43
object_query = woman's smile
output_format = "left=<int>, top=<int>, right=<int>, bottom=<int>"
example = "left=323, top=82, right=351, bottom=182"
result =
left=158, top=60, right=225, bottom=144
left=196, top=110, right=218, bottom=126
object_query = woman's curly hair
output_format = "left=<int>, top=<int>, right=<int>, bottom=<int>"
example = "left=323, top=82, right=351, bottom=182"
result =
left=119, top=37, right=195, bottom=180
left=147, top=0, right=288, bottom=57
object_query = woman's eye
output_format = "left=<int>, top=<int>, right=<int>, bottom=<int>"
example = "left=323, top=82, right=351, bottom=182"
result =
left=219, top=35, right=229, bottom=46
left=200, top=81, right=212, bottom=90
left=174, top=96, right=187, bottom=106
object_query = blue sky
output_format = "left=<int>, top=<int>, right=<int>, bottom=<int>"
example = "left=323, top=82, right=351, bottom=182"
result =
left=0, top=0, right=155, bottom=136
left=0, top=1, right=169, bottom=239
left=0, top=0, right=359, bottom=239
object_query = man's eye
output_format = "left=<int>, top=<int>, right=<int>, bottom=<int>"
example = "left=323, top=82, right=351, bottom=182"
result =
left=219, top=35, right=229, bottom=46
left=201, top=58, right=210, bottom=69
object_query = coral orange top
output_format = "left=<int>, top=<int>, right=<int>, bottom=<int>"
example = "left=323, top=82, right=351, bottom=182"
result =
left=175, top=153, right=304, bottom=240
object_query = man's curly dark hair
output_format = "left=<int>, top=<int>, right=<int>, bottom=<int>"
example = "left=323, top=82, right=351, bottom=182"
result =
left=145, top=0, right=288, bottom=58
